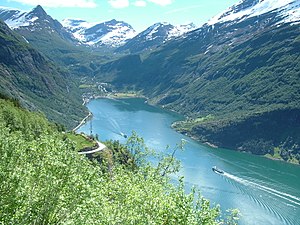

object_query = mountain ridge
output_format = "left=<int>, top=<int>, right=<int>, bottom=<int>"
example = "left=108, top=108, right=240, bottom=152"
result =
left=0, top=5, right=197, bottom=51
left=62, top=18, right=137, bottom=47
left=116, top=22, right=196, bottom=53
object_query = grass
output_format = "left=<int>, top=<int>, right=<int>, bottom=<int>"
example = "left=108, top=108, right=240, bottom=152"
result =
left=112, top=92, right=140, bottom=98
left=66, top=133, right=96, bottom=151
left=265, top=147, right=299, bottom=164
left=172, top=114, right=215, bottom=132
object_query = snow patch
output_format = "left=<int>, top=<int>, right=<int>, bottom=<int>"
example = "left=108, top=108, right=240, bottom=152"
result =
left=64, top=19, right=137, bottom=47
left=208, top=0, right=299, bottom=25
left=0, top=7, right=42, bottom=29
left=22, top=36, right=29, bottom=43
left=167, top=23, right=196, bottom=40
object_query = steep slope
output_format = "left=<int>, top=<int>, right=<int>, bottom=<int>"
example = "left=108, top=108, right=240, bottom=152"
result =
left=62, top=18, right=136, bottom=47
left=0, top=96, right=234, bottom=225
left=116, top=22, right=196, bottom=53
left=96, top=0, right=300, bottom=162
left=0, top=20, right=86, bottom=128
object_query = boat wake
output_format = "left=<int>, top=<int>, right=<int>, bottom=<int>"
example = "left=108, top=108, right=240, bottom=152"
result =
left=223, top=172, right=300, bottom=225
left=223, top=172, right=300, bottom=206
left=106, top=117, right=127, bottom=138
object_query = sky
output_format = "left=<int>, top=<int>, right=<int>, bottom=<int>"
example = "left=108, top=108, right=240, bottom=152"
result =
left=1, top=0, right=239, bottom=32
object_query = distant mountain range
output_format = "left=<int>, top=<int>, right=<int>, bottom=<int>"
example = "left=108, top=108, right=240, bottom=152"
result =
left=0, top=5, right=196, bottom=51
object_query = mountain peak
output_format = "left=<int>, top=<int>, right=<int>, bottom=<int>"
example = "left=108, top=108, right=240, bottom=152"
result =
left=107, top=19, right=117, bottom=23
left=31, top=5, right=46, bottom=16
left=151, top=22, right=171, bottom=27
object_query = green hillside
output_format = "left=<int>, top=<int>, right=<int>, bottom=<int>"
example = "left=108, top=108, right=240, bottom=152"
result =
left=0, top=96, right=238, bottom=225
left=0, top=20, right=86, bottom=128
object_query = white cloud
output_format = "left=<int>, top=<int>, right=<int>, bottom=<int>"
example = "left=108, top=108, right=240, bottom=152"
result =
left=133, top=0, right=147, bottom=7
left=108, top=0, right=129, bottom=8
left=147, top=0, right=172, bottom=6
left=9, top=0, right=97, bottom=8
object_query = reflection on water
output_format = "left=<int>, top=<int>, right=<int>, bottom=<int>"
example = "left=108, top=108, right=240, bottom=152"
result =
left=78, top=98, right=300, bottom=225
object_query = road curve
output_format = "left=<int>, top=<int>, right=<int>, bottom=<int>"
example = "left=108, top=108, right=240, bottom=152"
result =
left=73, top=112, right=92, bottom=132
left=78, top=140, right=106, bottom=155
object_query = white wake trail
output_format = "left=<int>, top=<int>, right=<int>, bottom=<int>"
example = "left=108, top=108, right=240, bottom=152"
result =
left=223, top=173, right=300, bottom=206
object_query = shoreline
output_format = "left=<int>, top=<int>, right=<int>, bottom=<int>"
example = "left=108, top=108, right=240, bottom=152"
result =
left=94, top=92, right=146, bottom=100
left=76, top=96, right=299, bottom=165
left=204, top=141, right=218, bottom=148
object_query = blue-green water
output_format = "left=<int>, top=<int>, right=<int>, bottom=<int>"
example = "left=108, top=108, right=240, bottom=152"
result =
left=78, top=98, right=300, bottom=225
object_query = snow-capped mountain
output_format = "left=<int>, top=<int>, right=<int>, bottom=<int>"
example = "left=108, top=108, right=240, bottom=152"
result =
left=0, top=5, right=197, bottom=50
left=208, top=0, right=300, bottom=25
left=179, top=0, right=300, bottom=57
left=116, top=22, right=196, bottom=53
left=62, top=19, right=136, bottom=47
left=0, top=5, right=76, bottom=43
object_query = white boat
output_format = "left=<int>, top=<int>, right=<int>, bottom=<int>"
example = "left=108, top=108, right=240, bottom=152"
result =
left=212, top=166, right=224, bottom=174
left=120, top=132, right=127, bottom=138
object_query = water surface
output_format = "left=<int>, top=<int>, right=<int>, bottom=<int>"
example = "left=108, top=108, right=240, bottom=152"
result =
left=78, top=98, right=300, bottom=225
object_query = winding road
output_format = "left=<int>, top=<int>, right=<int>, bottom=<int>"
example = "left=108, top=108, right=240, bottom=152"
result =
left=73, top=112, right=92, bottom=132
left=78, top=140, right=106, bottom=155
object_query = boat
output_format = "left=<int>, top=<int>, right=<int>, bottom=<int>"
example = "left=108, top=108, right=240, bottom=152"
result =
left=212, top=166, right=224, bottom=174
left=120, top=132, right=127, bottom=138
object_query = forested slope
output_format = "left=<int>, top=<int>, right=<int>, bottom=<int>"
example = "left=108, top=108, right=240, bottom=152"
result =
left=0, top=96, right=238, bottom=224
left=0, top=20, right=86, bottom=128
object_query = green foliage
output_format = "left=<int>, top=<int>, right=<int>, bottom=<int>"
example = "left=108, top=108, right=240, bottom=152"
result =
left=102, top=139, right=135, bottom=169
left=0, top=99, right=238, bottom=224
left=0, top=99, right=55, bottom=139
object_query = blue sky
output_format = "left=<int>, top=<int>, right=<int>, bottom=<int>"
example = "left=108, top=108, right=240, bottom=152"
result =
left=1, top=0, right=238, bottom=32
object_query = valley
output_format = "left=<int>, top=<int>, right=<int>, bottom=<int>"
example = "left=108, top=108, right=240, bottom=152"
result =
left=0, top=0, right=299, bottom=162
left=0, top=0, right=300, bottom=224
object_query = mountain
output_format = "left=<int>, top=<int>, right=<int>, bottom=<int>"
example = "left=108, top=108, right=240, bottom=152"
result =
left=62, top=18, right=136, bottom=47
left=0, top=5, right=196, bottom=73
left=96, top=0, right=300, bottom=162
left=0, top=5, right=75, bottom=43
left=62, top=19, right=195, bottom=50
left=0, top=20, right=86, bottom=128
left=0, top=5, right=95, bottom=69
left=116, top=22, right=196, bottom=53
